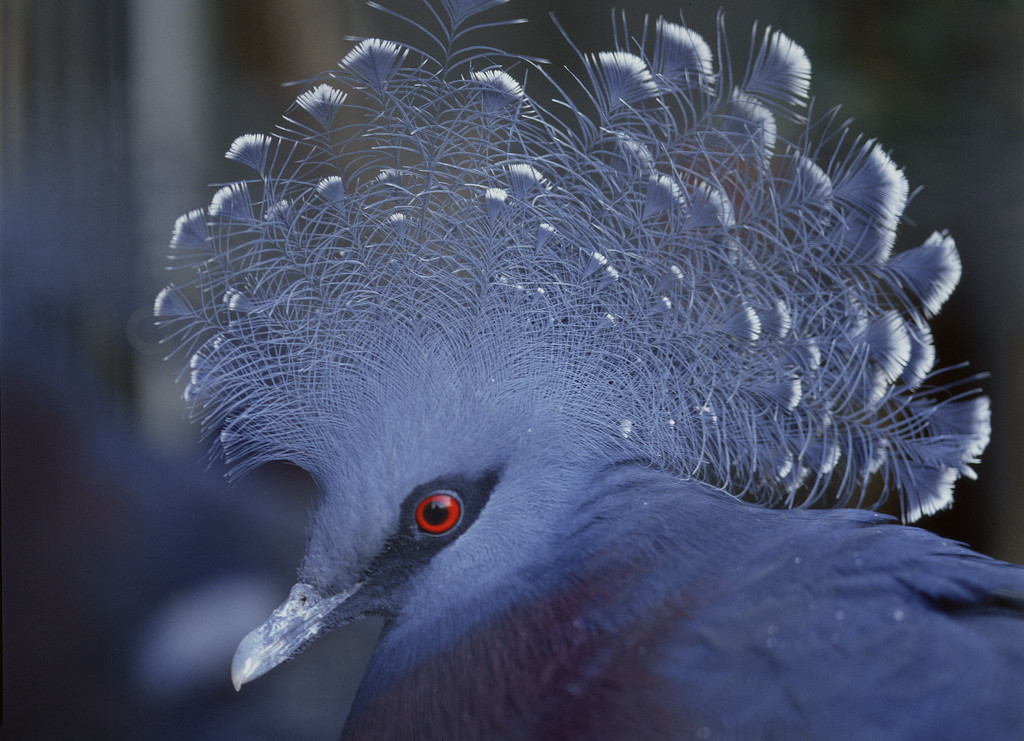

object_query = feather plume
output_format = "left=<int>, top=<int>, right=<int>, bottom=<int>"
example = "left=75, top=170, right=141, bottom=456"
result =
left=156, top=0, right=989, bottom=521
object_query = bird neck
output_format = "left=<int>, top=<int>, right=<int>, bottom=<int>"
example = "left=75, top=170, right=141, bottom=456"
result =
left=343, top=465, right=740, bottom=737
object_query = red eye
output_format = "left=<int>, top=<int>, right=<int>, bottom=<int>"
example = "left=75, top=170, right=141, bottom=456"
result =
left=415, top=491, right=462, bottom=534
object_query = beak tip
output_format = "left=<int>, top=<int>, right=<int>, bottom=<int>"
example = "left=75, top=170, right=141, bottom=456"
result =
left=230, top=627, right=267, bottom=690
left=230, top=658, right=248, bottom=691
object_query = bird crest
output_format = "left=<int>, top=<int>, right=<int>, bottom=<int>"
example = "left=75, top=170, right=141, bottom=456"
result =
left=156, top=0, right=989, bottom=522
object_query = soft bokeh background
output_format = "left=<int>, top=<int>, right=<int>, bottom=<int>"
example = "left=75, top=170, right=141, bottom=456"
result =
left=2, top=0, right=1021, bottom=738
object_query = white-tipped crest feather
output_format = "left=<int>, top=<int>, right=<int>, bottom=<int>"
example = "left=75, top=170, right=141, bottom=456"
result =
left=157, top=0, right=989, bottom=522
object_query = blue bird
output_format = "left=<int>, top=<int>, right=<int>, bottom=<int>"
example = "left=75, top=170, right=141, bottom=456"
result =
left=155, top=0, right=1024, bottom=737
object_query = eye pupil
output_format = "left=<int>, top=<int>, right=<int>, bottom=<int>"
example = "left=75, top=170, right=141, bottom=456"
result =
left=415, top=492, right=462, bottom=534
left=421, top=501, right=448, bottom=526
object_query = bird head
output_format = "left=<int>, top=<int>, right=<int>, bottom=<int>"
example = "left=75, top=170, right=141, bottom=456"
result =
left=154, top=0, right=990, bottom=690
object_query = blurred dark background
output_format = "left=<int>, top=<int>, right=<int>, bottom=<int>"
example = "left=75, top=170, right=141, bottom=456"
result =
left=2, top=0, right=1021, bottom=738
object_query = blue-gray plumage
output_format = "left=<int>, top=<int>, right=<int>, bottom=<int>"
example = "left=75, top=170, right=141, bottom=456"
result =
left=342, top=468, right=1024, bottom=739
left=154, top=0, right=1024, bottom=737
